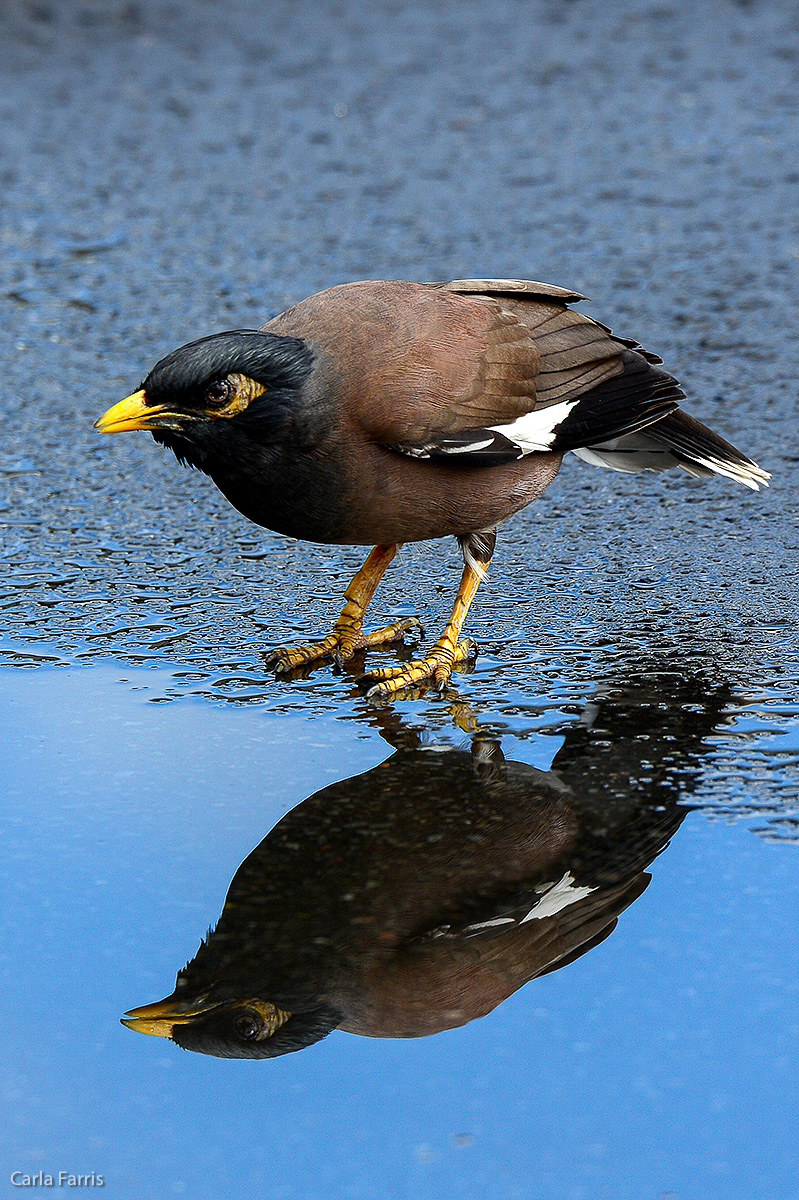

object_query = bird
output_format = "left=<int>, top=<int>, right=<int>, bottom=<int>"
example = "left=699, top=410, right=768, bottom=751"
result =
left=95, top=278, right=769, bottom=699
left=119, top=665, right=729, bottom=1059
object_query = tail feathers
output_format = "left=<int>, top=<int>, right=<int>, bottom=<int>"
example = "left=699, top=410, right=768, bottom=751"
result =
left=647, top=411, right=770, bottom=489
left=572, top=409, right=770, bottom=491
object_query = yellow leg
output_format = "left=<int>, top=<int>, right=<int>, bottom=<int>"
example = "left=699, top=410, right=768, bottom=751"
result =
left=361, top=559, right=484, bottom=700
left=265, top=544, right=421, bottom=674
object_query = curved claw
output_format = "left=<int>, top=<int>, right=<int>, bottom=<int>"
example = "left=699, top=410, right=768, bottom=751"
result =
left=266, top=617, right=424, bottom=677
left=361, top=637, right=478, bottom=702
left=352, top=615, right=424, bottom=654
left=264, top=635, right=339, bottom=674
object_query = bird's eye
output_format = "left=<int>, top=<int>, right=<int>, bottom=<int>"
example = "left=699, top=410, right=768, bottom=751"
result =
left=233, top=1012, right=261, bottom=1040
left=205, top=378, right=233, bottom=406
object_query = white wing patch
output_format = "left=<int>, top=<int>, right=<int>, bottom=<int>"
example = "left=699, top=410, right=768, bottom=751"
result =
left=489, top=398, right=580, bottom=453
left=437, top=437, right=498, bottom=454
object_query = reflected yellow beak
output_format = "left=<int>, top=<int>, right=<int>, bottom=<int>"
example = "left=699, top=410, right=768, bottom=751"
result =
left=94, top=389, right=174, bottom=433
left=121, top=996, right=206, bottom=1039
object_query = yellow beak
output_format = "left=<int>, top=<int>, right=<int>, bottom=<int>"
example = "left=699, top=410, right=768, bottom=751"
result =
left=94, top=389, right=174, bottom=433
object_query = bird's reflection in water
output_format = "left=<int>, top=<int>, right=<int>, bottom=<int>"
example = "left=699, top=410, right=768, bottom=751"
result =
left=123, top=669, right=731, bottom=1058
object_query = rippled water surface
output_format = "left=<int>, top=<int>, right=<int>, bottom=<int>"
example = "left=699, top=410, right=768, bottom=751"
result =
left=3, top=2, right=798, bottom=1198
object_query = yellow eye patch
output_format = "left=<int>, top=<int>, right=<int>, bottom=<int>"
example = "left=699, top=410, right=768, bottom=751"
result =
left=212, top=373, right=267, bottom=418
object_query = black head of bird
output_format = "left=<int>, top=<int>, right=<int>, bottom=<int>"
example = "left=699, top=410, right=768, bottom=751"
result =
left=100, top=330, right=314, bottom=470
left=95, top=279, right=769, bottom=699
left=121, top=666, right=731, bottom=1058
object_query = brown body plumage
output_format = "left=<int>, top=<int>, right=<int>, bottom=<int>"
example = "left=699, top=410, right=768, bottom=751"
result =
left=95, top=279, right=769, bottom=697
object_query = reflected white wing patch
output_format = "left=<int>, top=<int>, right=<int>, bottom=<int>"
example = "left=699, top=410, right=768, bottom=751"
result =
left=424, top=871, right=599, bottom=941
left=521, top=871, right=597, bottom=921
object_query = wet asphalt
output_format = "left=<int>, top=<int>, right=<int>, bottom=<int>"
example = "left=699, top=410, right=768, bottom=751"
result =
left=2, top=0, right=797, bottom=677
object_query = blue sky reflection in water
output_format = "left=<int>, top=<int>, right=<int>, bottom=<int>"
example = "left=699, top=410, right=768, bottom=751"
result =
left=3, top=656, right=798, bottom=1200
left=2, top=0, right=799, bottom=1196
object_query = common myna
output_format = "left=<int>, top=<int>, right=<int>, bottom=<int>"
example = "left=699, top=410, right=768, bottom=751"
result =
left=121, top=668, right=728, bottom=1058
left=95, top=279, right=769, bottom=698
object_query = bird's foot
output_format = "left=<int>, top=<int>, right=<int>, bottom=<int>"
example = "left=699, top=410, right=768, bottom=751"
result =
left=361, top=637, right=477, bottom=701
left=266, top=617, right=423, bottom=675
